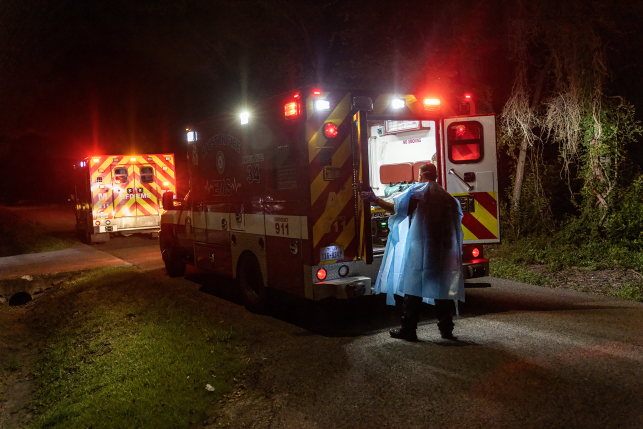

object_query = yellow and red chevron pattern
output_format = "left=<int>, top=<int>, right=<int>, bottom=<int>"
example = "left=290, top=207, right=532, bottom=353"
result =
left=453, top=192, right=499, bottom=241
left=306, top=91, right=357, bottom=264
left=88, top=154, right=175, bottom=221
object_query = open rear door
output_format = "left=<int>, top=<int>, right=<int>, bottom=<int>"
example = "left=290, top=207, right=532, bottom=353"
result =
left=443, top=114, right=500, bottom=244
left=353, top=110, right=374, bottom=264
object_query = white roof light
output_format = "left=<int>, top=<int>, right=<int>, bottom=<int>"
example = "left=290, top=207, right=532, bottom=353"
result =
left=315, top=99, right=331, bottom=111
left=391, top=98, right=406, bottom=109
left=240, top=111, right=249, bottom=125
left=187, top=131, right=197, bottom=142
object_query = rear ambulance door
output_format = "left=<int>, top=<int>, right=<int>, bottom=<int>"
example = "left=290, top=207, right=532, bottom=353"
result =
left=134, top=165, right=159, bottom=216
left=113, top=166, right=135, bottom=218
left=443, top=115, right=500, bottom=244
left=353, top=110, right=374, bottom=264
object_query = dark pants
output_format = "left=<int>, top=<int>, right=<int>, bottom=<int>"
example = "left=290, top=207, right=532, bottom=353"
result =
left=401, top=294, right=455, bottom=334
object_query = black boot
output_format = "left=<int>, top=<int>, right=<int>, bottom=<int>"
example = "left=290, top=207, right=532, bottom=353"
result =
left=436, top=299, right=457, bottom=340
left=389, top=327, right=418, bottom=341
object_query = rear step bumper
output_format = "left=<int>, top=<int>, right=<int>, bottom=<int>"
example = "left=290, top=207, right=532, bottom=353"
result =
left=313, top=276, right=373, bottom=300
left=462, top=259, right=489, bottom=279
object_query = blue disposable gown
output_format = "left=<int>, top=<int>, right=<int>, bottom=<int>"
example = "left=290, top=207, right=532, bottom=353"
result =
left=374, top=182, right=464, bottom=309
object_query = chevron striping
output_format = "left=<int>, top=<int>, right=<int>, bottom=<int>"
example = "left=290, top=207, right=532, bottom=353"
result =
left=307, top=93, right=351, bottom=163
left=312, top=175, right=354, bottom=248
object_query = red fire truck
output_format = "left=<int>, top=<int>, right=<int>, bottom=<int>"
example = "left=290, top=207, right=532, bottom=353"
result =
left=160, top=88, right=499, bottom=309
left=74, top=154, right=176, bottom=243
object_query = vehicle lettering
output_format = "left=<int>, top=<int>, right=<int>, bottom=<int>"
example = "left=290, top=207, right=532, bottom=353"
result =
left=403, top=138, right=422, bottom=144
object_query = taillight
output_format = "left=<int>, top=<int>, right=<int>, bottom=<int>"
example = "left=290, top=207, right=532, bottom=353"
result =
left=317, top=268, right=327, bottom=281
left=284, top=101, right=299, bottom=118
left=323, top=122, right=338, bottom=139
left=472, top=247, right=480, bottom=258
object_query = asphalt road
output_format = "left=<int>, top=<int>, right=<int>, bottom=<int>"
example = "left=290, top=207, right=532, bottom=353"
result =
left=89, top=237, right=643, bottom=429
left=3, top=205, right=643, bottom=428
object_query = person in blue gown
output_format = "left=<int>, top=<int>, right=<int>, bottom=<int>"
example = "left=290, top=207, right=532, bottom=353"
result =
left=361, top=163, right=464, bottom=341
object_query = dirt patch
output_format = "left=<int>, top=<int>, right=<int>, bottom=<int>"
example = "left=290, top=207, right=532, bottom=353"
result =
left=527, top=265, right=643, bottom=295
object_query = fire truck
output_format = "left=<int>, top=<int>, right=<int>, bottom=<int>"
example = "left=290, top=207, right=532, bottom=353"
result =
left=74, top=154, right=176, bottom=243
left=160, top=88, right=499, bottom=309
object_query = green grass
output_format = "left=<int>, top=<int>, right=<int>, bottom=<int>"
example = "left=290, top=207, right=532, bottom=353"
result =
left=23, top=267, right=247, bottom=428
left=0, top=206, right=78, bottom=256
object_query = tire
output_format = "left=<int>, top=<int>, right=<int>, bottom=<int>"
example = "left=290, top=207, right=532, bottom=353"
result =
left=237, top=252, right=267, bottom=312
left=160, top=234, right=186, bottom=278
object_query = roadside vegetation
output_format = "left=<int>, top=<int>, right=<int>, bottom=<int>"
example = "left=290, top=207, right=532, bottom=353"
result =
left=0, top=266, right=247, bottom=428
left=0, top=206, right=78, bottom=257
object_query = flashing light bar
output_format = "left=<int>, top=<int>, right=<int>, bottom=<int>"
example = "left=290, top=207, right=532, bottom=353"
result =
left=315, top=99, right=331, bottom=111
left=284, top=101, right=299, bottom=118
left=423, top=98, right=441, bottom=112
left=240, top=111, right=249, bottom=125
left=187, top=131, right=197, bottom=142
left=391, top=98, right=406, bottom=109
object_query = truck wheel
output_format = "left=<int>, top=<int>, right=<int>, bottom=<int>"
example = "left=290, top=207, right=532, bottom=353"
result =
left=160, top=235, right=186, bottom=278
left=237, top=252, right=267, bottom=312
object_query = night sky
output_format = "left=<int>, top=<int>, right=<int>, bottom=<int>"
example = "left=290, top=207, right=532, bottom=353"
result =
left=1, top=0, right=642, bottom=203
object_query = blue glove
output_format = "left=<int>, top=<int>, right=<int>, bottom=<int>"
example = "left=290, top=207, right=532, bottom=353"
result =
left=360, top=189, right=379, bottom=204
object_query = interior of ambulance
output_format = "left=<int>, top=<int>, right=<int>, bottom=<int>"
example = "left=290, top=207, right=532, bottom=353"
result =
left=366, top=120, right=437, bottom=253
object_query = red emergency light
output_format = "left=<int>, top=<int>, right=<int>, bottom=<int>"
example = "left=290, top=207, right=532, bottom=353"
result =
left=423, top=98, right=441, bottom=112
left=323, top=122, right=338, bottom=139
left=312, top=88, right=322, bottom=96
left=464, top=94, right=472, bottom=99
left=284, top=101, right=299, bottom=118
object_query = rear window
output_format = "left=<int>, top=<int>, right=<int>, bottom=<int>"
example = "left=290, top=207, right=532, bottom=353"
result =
left=114, top=167, right=128, bottom=184
left=140, top=167, right=154, bottom=183
left=447, top=121, right=483, bottom=163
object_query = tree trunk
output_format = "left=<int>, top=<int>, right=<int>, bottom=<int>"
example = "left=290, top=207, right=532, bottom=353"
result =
left=510, top=57, right=551, bottom=216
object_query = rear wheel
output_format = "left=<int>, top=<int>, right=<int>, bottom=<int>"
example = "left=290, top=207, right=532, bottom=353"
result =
left=237, top=252, right=267, bottom=312
left=160, top=234, right=186, bottom=278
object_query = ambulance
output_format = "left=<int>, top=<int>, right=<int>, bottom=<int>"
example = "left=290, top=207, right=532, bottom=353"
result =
left=74, top=154, right=176, bottom=243
left=160, top=88, right=499, bottom=309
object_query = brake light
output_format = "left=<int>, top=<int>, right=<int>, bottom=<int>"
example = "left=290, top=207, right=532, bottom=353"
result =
left=316, top=268, right=327, bottom=280
left=323, top=122, right=338, bottom=139
left=472, top=247, right=480, bottom=258
left=284, top=101, right=299, bottom=118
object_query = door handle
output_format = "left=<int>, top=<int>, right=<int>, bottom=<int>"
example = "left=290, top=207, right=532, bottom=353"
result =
left=448, top=169, right=474, bottom=191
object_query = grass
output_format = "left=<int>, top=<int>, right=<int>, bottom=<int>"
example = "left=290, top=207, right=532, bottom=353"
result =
left=0, top=206, right=78, bottom=257
left=488, top=235, right=643, bottom=302
left=3, top=266, right=248, bottom=428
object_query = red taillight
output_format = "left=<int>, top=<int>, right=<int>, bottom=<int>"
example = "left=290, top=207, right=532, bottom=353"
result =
left=472, top=247, right=480, bottom=258
left=95, top=221, right=100, bottom=226
left=284, top=101, right=299, bottom=118
left=323, top=122, right=338, bottom=139
left=312, top=88, right=322, bottom=96
left=317, top=268, right=327, bottom=281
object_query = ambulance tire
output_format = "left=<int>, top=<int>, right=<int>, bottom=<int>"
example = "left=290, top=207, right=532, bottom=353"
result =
left=238, top=252, right=267, bottom=312
left=160, top=234, right=186, bottom=278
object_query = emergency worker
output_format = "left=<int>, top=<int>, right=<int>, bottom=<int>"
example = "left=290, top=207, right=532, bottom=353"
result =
left=361, top=163, right=464, bottom=341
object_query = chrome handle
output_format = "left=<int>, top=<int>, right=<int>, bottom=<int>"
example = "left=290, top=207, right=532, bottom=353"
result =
left=448, top=169, right=474, bottom=191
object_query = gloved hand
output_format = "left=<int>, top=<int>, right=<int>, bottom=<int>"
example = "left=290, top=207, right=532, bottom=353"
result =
left=360, top=189, right=379, bottom=204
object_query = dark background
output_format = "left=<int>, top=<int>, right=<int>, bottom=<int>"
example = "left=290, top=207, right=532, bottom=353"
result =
left=1, top=0, right=641, bottom=204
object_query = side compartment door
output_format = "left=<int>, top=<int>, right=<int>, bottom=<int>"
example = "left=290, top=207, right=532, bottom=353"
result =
left=443, top=115, right=500, bottom=244
left=353, top=110, right=374, bottom=264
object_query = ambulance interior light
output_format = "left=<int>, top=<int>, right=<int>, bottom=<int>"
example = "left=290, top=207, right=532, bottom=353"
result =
left=391, top=98, right=406, bottom=109
left=240, top=111, right=249, bottom=125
